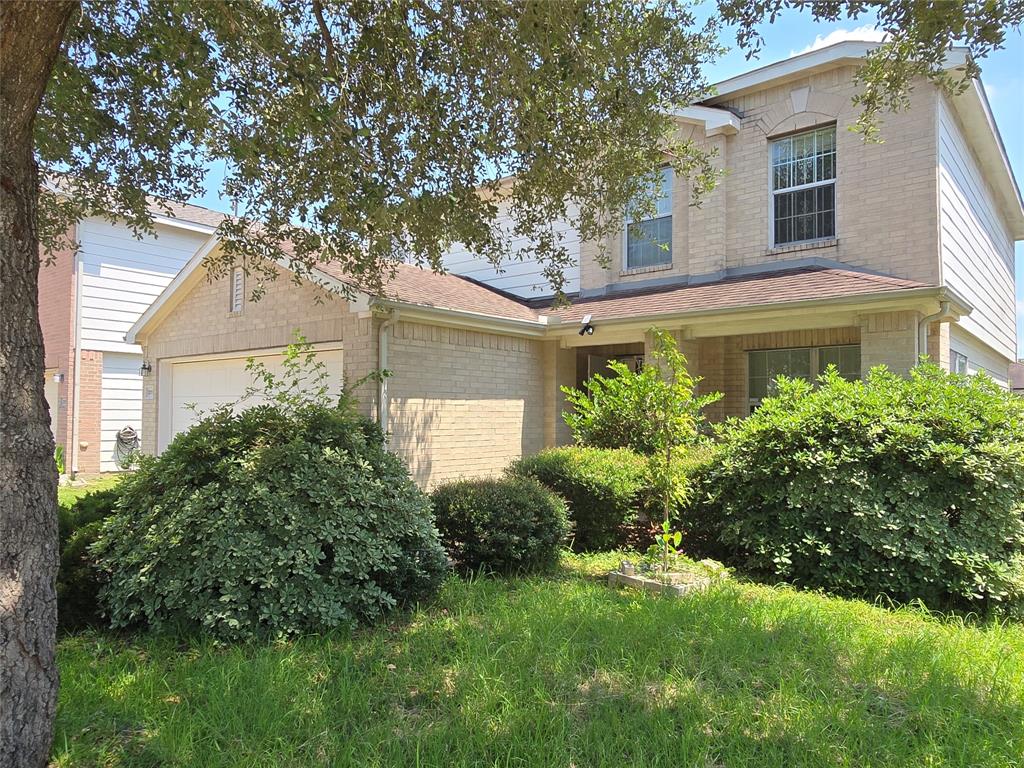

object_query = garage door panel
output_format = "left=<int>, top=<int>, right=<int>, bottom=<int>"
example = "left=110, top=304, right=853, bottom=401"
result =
left=168, top=349, right=343, bottom=442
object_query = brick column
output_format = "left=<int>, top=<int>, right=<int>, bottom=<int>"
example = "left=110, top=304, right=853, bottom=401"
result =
left=73, top=350, right=103, bottom=474
left=926, top=321, right=951, bottom=370
left=542, top=341, right=576, bottom=447
left=859, top=310, right=921, bottom=378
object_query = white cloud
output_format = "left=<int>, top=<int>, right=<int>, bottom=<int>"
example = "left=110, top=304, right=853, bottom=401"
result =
left=790, top=25, right=887, bottom=57
left=984, top=82, right=999, bottom=102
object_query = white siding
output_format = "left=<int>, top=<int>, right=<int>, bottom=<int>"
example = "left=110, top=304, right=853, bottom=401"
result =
left=950, top=325, right=1011, bottom=387
left=441, top=202, right=580, bottom=297
left=100, top=352, right=144, bottom=472
left=938, top=97, right=1017, bottom=362
left=77, top=217, right=210, bottom=354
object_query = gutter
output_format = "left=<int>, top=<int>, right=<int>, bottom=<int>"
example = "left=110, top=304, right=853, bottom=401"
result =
left=70, top=257, right=84, bottom=477
left=377, top=308, right=399, bottom=434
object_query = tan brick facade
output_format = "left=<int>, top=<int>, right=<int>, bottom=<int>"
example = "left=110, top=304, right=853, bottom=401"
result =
left=581, top=69, right=940, bottom=293
left=387, top=321, right=545, bottom=487
left=138, top=266, right=548, bottom=487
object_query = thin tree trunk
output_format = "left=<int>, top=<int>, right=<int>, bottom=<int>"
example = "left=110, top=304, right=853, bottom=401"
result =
left=1, top=3, right=76, bottom=766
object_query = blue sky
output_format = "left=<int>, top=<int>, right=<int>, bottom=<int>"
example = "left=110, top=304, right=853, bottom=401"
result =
left=186, top=9, right=1023, bottom=357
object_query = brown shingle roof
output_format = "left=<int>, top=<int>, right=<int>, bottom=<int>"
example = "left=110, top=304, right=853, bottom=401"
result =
left=314, top=261, right=542, bottom=322
left=307, top=262, right=931, bottom=327
left=149, top=198, right=229, bottom=229
left=547, top=267, right=930, bottom=323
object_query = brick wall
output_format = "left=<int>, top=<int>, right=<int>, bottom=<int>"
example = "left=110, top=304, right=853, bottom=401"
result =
left=387, top=320, right=546, bottom=487
left=859, top=310, right=921, bottom=377
left=74, top=350, right=103, bottom=473
left=139, top=265, right=550, bottom=487
left=581, top=68, right=941, bottom=292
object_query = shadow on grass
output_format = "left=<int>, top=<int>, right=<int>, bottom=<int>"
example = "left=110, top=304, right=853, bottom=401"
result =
left=55, top=569, right=1024, bottom=768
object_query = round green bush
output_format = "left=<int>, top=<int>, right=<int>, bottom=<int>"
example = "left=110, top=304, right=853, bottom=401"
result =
left=58, top=485, right=120, bottom=630
left=94, top=404, right=448, bottom=640
left=509, top=446, right=658, bottom=551
left=699, top=364, right=1024, bottom=612
left=431, top=477, right=569, bottom=574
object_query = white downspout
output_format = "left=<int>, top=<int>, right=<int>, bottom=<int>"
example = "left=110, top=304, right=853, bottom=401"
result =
left=377, top=308, right=399, bottom=433
left=917, top=300, right=955, bottom=363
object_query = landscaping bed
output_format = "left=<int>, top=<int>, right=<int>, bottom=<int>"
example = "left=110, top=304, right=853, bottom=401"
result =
left=54, top=553, right=1024, bottom=768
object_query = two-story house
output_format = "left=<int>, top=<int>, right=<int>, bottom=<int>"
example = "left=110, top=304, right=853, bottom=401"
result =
left=126, top=41, right=1022, bottom=488
left=40, top=200, right=223, bottom=474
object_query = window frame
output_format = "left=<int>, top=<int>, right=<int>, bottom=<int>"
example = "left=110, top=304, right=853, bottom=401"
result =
left=747, top=343, right=860, bottom=413
left=623, top=167, right=674, bottom=271
left=951, top=349, right=969, bottom=375
left=769, top=124, right=837, bottom=248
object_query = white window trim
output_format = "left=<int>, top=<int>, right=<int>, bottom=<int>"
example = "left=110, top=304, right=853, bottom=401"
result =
left=768, top=125, right=837, bottom=249
left=623, top=167, right=674, bottom=271
left=747, top=344, right=860, bottom=412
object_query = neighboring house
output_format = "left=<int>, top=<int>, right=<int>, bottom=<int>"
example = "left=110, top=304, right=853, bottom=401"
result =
left=1011, top=361, right=1024, bottom=395
left=39, top=201, right=223, bottom=473
left=127, top=41, right=1022, bottom=488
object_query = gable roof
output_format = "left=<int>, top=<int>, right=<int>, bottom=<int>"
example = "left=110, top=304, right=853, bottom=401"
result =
left=314, top=261, right=541, bottom=323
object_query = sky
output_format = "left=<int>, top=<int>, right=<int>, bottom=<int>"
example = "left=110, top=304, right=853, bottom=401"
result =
left=185, top=7, right=1024, bottom=358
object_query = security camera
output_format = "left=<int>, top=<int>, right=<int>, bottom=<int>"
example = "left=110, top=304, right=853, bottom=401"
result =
left=578, top=314, right=595, bottom=336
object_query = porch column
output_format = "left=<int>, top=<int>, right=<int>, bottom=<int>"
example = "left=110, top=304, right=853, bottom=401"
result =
left=644, top=328, right=699, bottom=376
left=542, top=341, right=576, bottom=447
left=926, top=320, right=952, bottom=371
left=858, top=310, right=921, bottom=378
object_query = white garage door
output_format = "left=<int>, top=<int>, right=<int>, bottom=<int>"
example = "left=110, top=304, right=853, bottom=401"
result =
left=167, top=347, right=344, bottom=446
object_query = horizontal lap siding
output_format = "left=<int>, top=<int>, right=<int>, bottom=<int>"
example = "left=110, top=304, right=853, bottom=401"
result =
left=938, top=97, right=1016, bottom=363
left=441, top=202, right=580, bottom=298
left=78, top=218, right=210, bottom=354
left=100, top=352, right=143, bottom=471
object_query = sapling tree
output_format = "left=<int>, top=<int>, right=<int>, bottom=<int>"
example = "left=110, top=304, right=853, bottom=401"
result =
left=643, top=328, right=721, bottom=579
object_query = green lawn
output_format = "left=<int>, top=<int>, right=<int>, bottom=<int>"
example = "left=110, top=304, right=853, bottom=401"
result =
left=58, top=475, right=122, bottom=509
left=55, top=553, right=1024, bottom=767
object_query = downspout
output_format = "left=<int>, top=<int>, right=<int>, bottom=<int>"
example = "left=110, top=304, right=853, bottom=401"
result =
left=377, top=307, right=399, bottom=434
left=917, top=300, right=955, bottom=363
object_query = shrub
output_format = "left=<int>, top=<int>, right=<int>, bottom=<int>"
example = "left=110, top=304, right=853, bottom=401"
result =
left=431, top=477, right=569, bottom=574
left=697, top=364, right=1024, bottom=612
left=93, top=404, right=448, bottom=640
left=58, top=486, right=120, bottom=629
left=509, top=446, right=659, bottom=552
left=561, top=330, right=720, bottom=455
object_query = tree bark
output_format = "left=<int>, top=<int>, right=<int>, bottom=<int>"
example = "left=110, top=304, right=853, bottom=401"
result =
left=1, top=3, right=76, bottom=766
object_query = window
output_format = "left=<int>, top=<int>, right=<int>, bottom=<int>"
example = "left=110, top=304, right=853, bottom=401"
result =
left=748, top=344, right=860, bottom=412
left=625, top=167, right=673, bottom=269
left=229, top=267, right=244, bottom=313
left=951, top=350, right=969, bottom=374
left=771, top=125, right=836, bottom=246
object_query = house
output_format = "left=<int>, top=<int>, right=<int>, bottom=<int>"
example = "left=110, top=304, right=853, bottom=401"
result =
left=127, top=41, right=1022, bottom=488
left=39, top=200, right=224, bottom=473
left=1011, top=361, right=1024, bottom=395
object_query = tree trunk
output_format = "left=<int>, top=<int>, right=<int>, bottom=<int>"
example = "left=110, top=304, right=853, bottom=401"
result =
left=1, top=3, right=76, bottom=766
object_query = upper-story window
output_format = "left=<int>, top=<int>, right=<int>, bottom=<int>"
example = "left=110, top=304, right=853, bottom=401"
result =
left=625, top=167, right=673, bottom=270
left=229, top=266, right=244, bottom=313
left=771, top=125, right=836, bottom=246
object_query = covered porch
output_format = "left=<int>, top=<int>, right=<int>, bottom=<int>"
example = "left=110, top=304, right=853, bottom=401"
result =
left=538, top=268, right=971, bottom=445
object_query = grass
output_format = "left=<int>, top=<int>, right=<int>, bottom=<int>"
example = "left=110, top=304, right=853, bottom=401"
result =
left=54, top=552, right=1024, bottom=768
left=58, top=475, right=122, bottom=509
